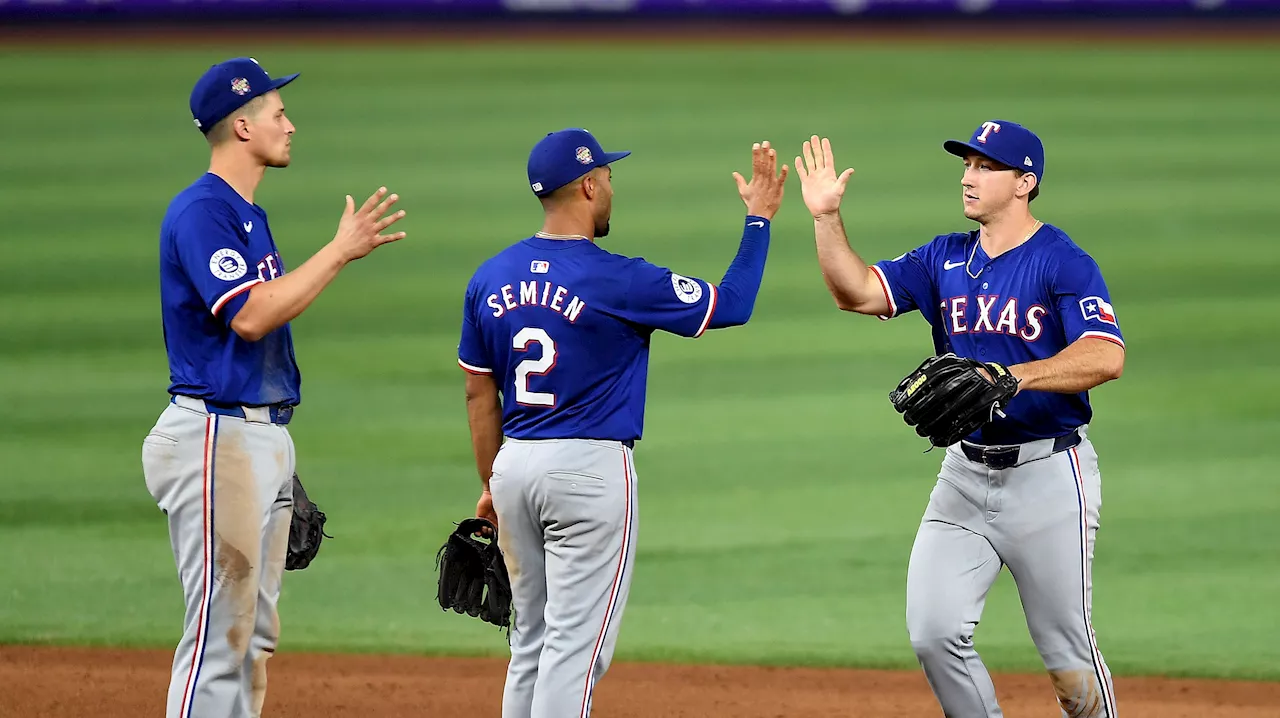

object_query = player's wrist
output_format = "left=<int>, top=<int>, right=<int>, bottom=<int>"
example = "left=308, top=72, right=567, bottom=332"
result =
left=322, top=240, right=356, bottom=267
left=1007, top=363, right=1033, bottom=393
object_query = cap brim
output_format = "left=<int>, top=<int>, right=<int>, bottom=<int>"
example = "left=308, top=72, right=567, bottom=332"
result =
left=943, top=140, right=1022, bottom=172
left=599, top=150, right=631, bottom=165
left=267, top=72, right=300, bottom=93
left=943, top=139, right=990, bottom=160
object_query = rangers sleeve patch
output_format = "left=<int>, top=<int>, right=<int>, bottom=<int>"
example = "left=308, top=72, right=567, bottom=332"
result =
left=1079, top=296, right=1117, bottom=326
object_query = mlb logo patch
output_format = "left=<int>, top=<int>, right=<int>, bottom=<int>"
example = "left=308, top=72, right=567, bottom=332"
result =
left=531, top=260, right=550, bottom=274
left=1080, top=296, right=1117, bottom=326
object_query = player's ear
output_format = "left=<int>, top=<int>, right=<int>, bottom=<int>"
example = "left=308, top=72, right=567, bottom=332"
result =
left=232, top=115, right=253, bottom=142
left=581, top=175, right=596, bottom=201
left=1016, top=171, right=1038, bottom=200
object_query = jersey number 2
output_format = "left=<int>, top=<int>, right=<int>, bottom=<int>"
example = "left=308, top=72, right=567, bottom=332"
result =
left=513, top=327, right=557, bottom=407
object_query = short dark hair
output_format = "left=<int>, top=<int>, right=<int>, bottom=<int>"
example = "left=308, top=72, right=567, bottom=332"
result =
left=205, top=94, right=269, bottom=147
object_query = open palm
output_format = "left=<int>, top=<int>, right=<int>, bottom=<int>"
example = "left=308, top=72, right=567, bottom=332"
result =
left=732, top=140, right=790, bottom=221
left=795, top=136, right=855, bottom=218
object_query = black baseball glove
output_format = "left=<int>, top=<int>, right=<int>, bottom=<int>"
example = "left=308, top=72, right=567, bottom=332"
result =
left=435, top=518, right=513, bottom=632
left=285, top=472, right=331, bottom=571
left=889, top=353, right=1020, bottom=448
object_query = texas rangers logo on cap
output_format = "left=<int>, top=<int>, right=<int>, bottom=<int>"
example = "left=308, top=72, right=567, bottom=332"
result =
left=575, top=146, right=593, bottom=165
left=943, top=119, right=1045, bottom=182
left=230, top=78, right=251, bottom=96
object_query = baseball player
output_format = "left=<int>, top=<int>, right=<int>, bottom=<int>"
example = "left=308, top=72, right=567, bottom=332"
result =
left=457, top=129, right=788, bottom=717
left=794, top=123, right=1125, bottom=717
left=141, top=57, right=406, bottom=718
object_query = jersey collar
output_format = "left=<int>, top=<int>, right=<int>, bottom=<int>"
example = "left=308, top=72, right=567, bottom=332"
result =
left=523, top=235, right=594, bottom=250
left=969, top=223, right=1047, bottom=273
left=204, top=172, right=265, bottom=216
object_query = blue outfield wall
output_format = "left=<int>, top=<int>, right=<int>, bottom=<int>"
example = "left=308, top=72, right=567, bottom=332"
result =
left=2, top=0, right=1279, bottom=22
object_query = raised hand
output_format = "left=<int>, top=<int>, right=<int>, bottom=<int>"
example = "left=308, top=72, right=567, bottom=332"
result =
left=795, top=136, right=855, bottom=218
left=733, top=141, right=790, bottom=221
left=332, top=187, right=407, bottom=263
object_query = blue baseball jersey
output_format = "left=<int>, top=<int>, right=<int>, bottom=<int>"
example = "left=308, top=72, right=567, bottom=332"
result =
left=158, top=173, right=301, bottom=407
left=458, top=236, right=720, bottom=442
left=871, top=223, right=1124, bottom=445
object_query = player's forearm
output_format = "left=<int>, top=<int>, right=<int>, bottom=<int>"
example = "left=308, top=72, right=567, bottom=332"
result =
left=231, top=243, right=348, bottom=341
left=707, top=216, right=771, bottom=329
left=813, top=213, right=887, bottom=315
left=1010, top=337, right=1125, bottom=394
left=464, top=377, right=503, bottom=489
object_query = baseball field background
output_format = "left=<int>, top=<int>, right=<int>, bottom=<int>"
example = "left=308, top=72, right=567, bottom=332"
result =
left=2, top=14, right=1279, bottom=718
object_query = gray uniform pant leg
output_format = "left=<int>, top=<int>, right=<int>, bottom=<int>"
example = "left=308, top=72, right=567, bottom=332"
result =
left=906, top=449, right=1006, bottom=718
left=490, top=439, right=639, bottom=718
left=142, top=401, right=295, bottom=718
left=907, top=434, right=1118, bottom=718
left=992, top=439, right=1118, bottom=718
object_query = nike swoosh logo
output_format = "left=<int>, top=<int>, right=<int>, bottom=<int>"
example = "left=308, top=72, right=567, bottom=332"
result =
left=748, top=221, right=765, bottom=228
left=243, top=222, right=253, bottom=233
left=944, top=260, right=964, bottom=270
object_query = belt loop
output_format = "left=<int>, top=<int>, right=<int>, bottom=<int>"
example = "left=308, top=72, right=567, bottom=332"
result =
left=172, top=395, right=209, bottom=415
left=242, top=406, right=271, bottom=424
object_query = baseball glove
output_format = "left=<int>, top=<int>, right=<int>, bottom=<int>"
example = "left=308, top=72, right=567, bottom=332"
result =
left=435, top=518, right=513, bottom=632
left=285, top=472, right=331, bottom=571
left=889, top=353, right=1020, bottom=447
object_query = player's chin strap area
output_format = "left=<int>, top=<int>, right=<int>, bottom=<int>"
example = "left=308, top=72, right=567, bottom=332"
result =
left=959, top=428, right=1084, bottom=470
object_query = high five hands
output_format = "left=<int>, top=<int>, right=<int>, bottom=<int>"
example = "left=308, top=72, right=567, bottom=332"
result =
left=734, top=141, right=790, bottom=221
left=795, top=136, right=855, bottom=220
left=733, top=136, right=855, bottom=220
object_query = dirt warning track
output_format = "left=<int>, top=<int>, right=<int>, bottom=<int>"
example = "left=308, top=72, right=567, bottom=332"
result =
left=3, top=645, right=1279, bottom=718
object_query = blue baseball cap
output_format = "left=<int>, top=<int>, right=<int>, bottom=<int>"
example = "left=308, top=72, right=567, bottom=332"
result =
left=944, top=119, right=1044, bottom=181
left=527, top=128, right=631, bottom=197
left=189, top=57, right=299, bottom=134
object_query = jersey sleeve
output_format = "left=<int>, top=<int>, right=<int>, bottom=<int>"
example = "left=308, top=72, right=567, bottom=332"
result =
left=869, top=241, right=937, bottom=320
left=608, top=258, right=718, bottom=338
left=1054, top=254, right=1125, bottom=349
left=170, top=200, right=262, bottom=322
left=457, top=275, right=494, bottom=375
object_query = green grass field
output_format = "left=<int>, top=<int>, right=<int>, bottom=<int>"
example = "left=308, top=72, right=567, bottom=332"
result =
left=2, top=38, right=1278, bottom=681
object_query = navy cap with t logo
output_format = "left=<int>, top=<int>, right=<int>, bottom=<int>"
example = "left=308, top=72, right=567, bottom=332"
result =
left=189, top=57, right=299, bottom=134
left=943, top=119, right=1045, bottom=182
left=527, top=128, right=631, bottom=197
